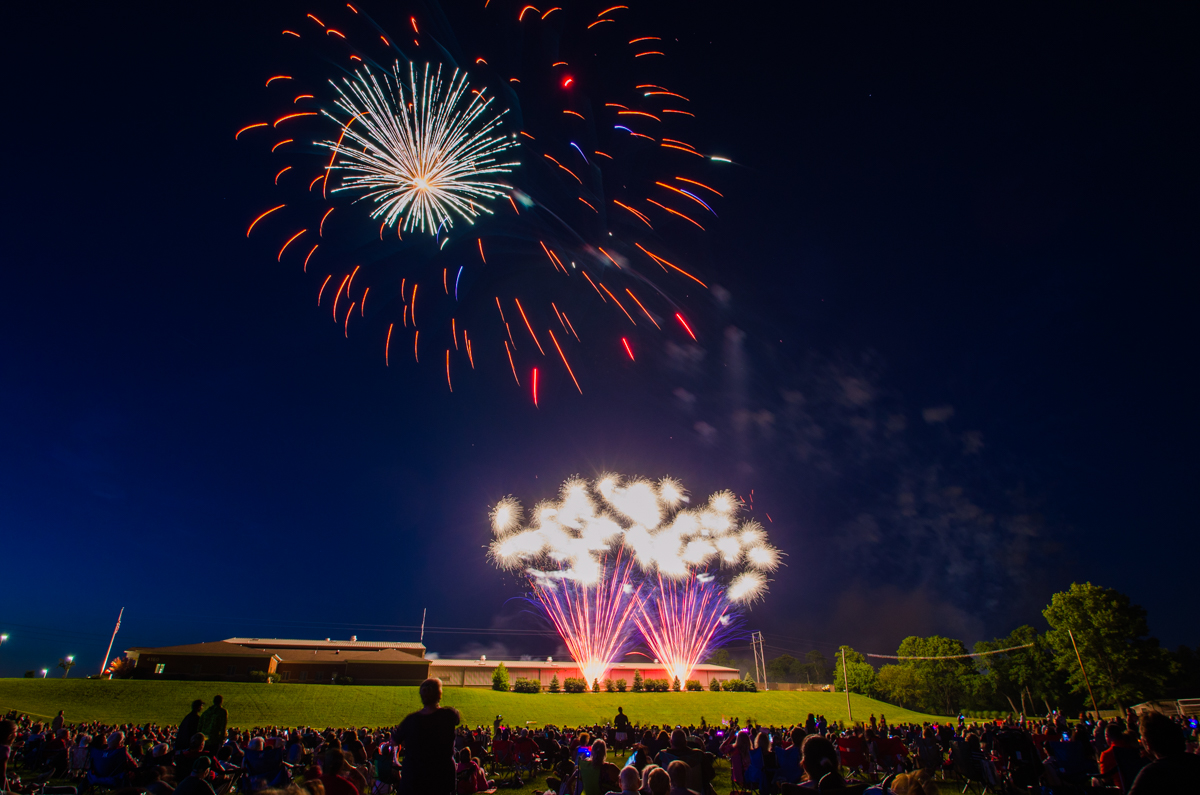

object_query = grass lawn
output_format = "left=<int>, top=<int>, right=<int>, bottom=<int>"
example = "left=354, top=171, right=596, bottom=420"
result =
left=0, top=679, right=943, bottom=729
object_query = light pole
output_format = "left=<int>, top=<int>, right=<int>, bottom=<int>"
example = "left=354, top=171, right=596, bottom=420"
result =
left=41, top=669, right=48, bottom=678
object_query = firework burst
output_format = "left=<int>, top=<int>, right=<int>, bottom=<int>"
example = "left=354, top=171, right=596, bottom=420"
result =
left=319, top=62, right=518, bottom=234
left=489, top=474, right=779, bottom=683
left=237, top=1, right=727, bottom=401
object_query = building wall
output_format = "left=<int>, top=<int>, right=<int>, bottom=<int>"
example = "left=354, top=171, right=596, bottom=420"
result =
left=430, top=662, right=740, bottom=689
left=344, top=661, right=430, bottom=686
left=132, top=653, right=276, bottom=681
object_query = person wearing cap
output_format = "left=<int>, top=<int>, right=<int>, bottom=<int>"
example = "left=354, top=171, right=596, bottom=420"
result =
left=174, top=756, right=216, bottom=795
left=176, top=701, right=205, bottom=753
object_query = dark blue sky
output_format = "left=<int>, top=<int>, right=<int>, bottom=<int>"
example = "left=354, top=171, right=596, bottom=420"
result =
left=1, top=0, right=1196, bottom=678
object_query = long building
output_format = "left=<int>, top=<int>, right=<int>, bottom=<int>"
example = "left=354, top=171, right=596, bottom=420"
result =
left=126, top=637, right=430, bottom=686
left=125, top=637, right=741, bottom=688
left=430, top=658, right=741, bottom=689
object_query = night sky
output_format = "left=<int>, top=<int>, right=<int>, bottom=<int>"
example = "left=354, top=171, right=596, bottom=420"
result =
left=1, top=0, right=1196, bottom=678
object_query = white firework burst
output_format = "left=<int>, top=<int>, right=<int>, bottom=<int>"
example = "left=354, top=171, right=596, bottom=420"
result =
left=320, top=61, right=518, bottom=235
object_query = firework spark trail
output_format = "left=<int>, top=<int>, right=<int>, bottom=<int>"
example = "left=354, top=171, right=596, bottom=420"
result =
left=319, top=62, right=518, bottom=234
left=529, top=550, right=643, bottom=685
left=489, top=475, right=779, bottom=683
left=634, top=573, right=738, bottom=684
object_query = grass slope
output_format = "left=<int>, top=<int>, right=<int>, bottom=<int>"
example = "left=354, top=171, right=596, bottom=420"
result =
left=0, top=680, right=943, bottom=728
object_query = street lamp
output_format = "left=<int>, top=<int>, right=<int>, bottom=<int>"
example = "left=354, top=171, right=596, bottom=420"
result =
left=41, top=669, right=48, bottom=678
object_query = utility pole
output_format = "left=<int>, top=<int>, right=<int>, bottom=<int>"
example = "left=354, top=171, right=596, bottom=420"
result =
left=420, top=608, right=427, bottom=645
left=841, top=647, right=854, bottom=724
left=750, top=632, right=767, bottom=690
left=1068, top=629, right=1101, bottom=718
left=100, top=608, right=124, bottom=677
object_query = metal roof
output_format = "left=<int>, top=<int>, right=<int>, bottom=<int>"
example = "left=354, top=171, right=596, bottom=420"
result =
left=223, top=637, right=425, bottom=651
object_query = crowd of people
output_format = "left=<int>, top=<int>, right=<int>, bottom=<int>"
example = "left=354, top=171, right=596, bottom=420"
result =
left=2, top=677, right=1198, bottom=795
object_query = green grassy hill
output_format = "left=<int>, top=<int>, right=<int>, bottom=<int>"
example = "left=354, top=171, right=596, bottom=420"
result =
left=0, top=679, right=943, bottom=728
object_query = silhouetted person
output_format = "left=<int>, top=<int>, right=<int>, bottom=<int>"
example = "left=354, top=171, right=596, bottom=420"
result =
left=176, top=700, right=205, bottom=753
left=394, top=678, right=461, bottom=794
left=198, top=696, right=228, bottom=753
left=1128, top=711, right=1200, bottom=795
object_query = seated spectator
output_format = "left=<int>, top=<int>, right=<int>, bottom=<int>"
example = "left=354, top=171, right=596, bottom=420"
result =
left=665, top=760, right=696, bottom=795
left=175, top=756, right=217, bottom=795
left=654, top=730, right=711, bottom=794
left=605, top=764, right=641, bottom=795
left=455, top=748, right=491, bottom=795
left=644, top=766, right=669, bottom=795
left=798, top=734, right=842, bottom=789
left=775, top=728, right=804, bottom=785
left=318, top=751, right=361, bottom=795
left=1128, top=711, right=1200, bottom=794
left=580, top=739, right=620, bottom=795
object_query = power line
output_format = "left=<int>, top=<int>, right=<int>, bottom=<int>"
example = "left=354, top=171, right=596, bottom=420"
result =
left=866, top=643, right=1034, bottom=661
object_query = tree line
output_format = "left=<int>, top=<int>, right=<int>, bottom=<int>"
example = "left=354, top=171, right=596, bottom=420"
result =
left=722, top=582, right=1199, bottom=716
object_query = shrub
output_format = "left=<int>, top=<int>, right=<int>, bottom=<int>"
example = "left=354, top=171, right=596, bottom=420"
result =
left=672, top=676, right=682, bottom=692
left=248, top=670, right=268, bottom=683
left=632, top=670, right=645, bottom=692
left=512, top=677, right=541, bottom=694
left=709, top=678, right=721, bottom=692
left=564, top=677, right=588, bottom=693
left=686, top=679, right=703, bottom=691
left=333, top=675, right=354, bottom=685
left=24, top=671, right=35, bottom=678
left=549, top=674, right=560, bottom=693
left=721, top=678, right=757, bottom=692
left=644, top=678, right=671, bottom=692
left=615, top=679, right=627, bottom=693
left=592, top=678, right=601, bottom=693
left=492, top=663, right=510, bottom=692
left=604, top=678, right=616, bottom=693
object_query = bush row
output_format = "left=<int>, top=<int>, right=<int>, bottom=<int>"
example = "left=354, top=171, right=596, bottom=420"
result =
left=503, top=674, right=759, bottom=693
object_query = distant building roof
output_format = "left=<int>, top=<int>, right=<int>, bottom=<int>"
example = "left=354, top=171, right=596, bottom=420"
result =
left=126, top=641, right=279, bottom=658
left=223, top=637, right=425, bottom=652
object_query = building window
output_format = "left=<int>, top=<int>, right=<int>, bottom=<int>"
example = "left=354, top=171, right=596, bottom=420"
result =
left=226, top=665, right=236, bottom=675
left=279, top=672, right=290, bottom=681
left=299, top=671, right=307, bottom=681
left=191, top=664, right=202, bottom=674
left=154, top=664, right=165, bottom=674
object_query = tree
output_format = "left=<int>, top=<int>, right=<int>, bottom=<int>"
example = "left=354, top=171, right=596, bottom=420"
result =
left=709, top=678, right=721, bottom=691
left=875, top=664, right=921, bottom=709
left=549, top=674, right=560, bottom=693
left=58, top=657, right=75, bottom=679
left=592, top=678, right=601, bottom=693
left=492, top=662, right=510, bottom=692
left=766, top=654, right=802, bottom=683
left=632, top=669, right=645, bottom=692
left=895, top=636, right=977, bottom=716
left=672, top=676, right=681, bottom=692
left=806, top=650, right=831, bottom=683
left=706, top=648, right=734, bottom=668
left=1043, top=582, right=1167, bottom=710
left=833, top=646, right=876, bottom=695
left=974, top=625, right=1058, bottom=715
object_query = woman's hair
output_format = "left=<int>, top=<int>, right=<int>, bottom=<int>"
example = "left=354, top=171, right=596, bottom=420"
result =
left=590, top=739, right=606, bottom=763
left=458, top=748, right=470, bottom=764
left=800, top=734, right=839, bottom=781
left=646, top=766, right=670, bottom=795
left=418, top=678, right=443, bottom=707
left=733, top=731, right=751, bottom=756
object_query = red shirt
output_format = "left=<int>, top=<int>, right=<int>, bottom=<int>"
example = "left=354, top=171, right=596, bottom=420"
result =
left=319, top=772, right=360, bottom=795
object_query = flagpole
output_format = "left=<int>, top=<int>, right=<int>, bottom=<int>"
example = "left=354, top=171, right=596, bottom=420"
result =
left=100, top=607, right=124, bottom=677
